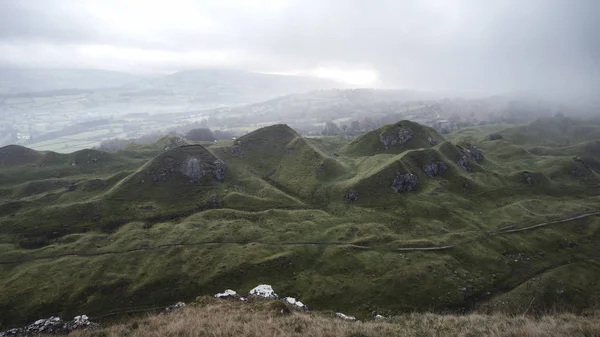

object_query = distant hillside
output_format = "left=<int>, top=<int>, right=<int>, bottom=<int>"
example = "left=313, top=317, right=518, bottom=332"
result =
left=0, top=68, right=146, bottom=94
left=119, top=69, right=344, bottom=104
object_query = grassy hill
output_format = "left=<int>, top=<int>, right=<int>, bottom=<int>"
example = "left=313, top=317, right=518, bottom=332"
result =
left=1, top=116, right=600, bottom=329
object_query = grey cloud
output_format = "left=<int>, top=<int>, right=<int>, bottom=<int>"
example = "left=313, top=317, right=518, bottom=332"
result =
left=0, top=0, right=598, bottom=97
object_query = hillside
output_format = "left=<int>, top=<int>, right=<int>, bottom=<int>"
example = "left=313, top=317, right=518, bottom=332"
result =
left=1, top=117, right=600, bottom=329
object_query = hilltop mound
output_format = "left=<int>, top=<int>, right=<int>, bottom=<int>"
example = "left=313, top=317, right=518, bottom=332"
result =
left=0, top=145, right=42, bottom=166
left=500, top=117, right=600, bottom=147
left=216, top=124, right=348, bottom=201
left=343, top=120, right=445, bottom=156
left=108, top=144, right=225, bottom=208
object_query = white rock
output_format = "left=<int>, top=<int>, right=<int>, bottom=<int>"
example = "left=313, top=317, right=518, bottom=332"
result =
left=374, top=314, right=385, bottom=320
left=283, top=297, right=309, bottom=311
left=336, top=312, right=357, bottom=321
left=214, top=289, right=239, bottom=299
left=248, top=284, right=278, bottom=299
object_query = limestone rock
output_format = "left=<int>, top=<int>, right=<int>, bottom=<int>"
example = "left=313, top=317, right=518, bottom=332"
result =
left=283, top=297, right=309, bottom=312
left=391, top=173, right=417, bottom=192
left=214, top=289, right=240, bottom=299
left=379, top=125, right=413, bottom=149
left=164, top=301, right=186, bottom=313
left=423, top=161, right=448, bottom=178
left=336, top=312, right=357, bottom=321
left=248, top=284, right=279, bottom=299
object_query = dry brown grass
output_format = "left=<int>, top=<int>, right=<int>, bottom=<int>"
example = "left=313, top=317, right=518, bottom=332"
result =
left=70, top=299, right=600, bottom=337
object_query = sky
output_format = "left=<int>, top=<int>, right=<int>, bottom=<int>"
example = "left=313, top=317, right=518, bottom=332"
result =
left=0, top=0, right=598, bottom=94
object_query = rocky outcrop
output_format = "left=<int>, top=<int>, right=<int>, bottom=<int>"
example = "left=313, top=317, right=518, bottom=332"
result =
left=248, top=284, right=279, bottom=299
left=283, top=297, right=309, bottom=312
left=0, top=315, right=98, bottom=337
left=214, top=289, right=244, bottom=300
left=458, top=156, right=472, bottom=172
left=391, top=173, right=417, bottom=192
left=336, top=312, right=358, bottom=321
left=164, top=301, right=186, bottom=313
left=180, top=158, right=226, bottom=183
left=379, top=125, right=413, bottom=149
left=427, top=136, right=438, bottom=146
left=423, top=162, right=448, bottom=178
left=345, top=191, right=359, bottom=202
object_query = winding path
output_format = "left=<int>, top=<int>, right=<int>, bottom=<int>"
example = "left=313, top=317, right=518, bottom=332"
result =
left=1, top=211, right=599, bottom=265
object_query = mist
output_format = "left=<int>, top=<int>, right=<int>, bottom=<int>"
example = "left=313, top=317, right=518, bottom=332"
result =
left=0, top=0, right=599, bottom=151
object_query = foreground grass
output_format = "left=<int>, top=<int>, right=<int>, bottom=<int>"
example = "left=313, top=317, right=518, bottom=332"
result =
left=71, top=299, right=600, bottom=337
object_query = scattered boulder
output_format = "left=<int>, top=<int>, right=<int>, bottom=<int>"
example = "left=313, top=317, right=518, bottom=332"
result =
left=164, top=137, right=186, bottom=151
left=468, top=146, right=484, bottom=161
left=248, top=284, right=279, bottom=299
left=283, top=297, right=309, bottom=312
left=66, top=183, right=77, bottom=192
left=524, top=172, right=535, bottom=185
left=458, top=156, right=472, bottom=172
left=164, top=301, right=186, bottom=313
left=0, top=315, right=98, bottom=337
left=336, top=312, right=358, bottom=321
left=379, top=124, right=413, bottom=149
left=374, top=314, right=385, bottom=320
left=214, top=289, right=240, bottom=300
left=391, top=173, right=417, bottom=192
left=423, top=161, right=448, bottom=178
left=345, top=191, right=359, bottom=202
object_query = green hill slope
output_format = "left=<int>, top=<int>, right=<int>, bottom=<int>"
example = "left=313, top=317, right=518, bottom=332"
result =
left=2, top=117, right=600, bottom=329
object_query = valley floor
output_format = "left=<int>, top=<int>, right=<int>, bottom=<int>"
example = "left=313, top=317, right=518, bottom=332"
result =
left=71, top=297, right=600, bottom=337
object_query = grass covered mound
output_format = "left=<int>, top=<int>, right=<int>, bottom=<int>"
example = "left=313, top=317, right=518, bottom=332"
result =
left=343, top=120, right=444, bottom=157
left=2, top=116, right=600, bottom=328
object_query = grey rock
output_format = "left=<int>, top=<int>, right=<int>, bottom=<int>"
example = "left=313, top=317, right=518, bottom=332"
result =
left=423, top=161, right=448, bottom=178
left=379, top=125, right=413, bottom=149
left=427, top=136, right=438, bottom=145
left=458, top=156, right=472, bottom=172
left=391, top=173, right=418, bottom=192
left=345, top=191, right=359, bottom=201
left=164, top=301, right=186, bottom=313
left=467, top=145, right=484, bottom=161
left=0, top=315, right=98, bottom=337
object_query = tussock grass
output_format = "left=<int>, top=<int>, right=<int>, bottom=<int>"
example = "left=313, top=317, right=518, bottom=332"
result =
left=71, top=300, right=600, bottom=337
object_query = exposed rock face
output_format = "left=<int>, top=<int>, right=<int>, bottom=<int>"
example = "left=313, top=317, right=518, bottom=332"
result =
left=379, top=125, right=413, bottom=149
left=345, top=191, right=359, bottom=201
left=336, top=312, right=357, bottom=321
left=283, top=297, right=309, bottom=312
left=391, top=173, right=417, bottom=192
left=468, top=145, right=484, bottom=161
left=164, top=302, right=186, bottom=313
left=427, top=136, right=438, bottom=146
left=248, top=284, right=279, bottom=299
left=423, top=162, right=448, bottom=178
left=0, top=315, right=98, bottom=337
left=180, top=158, right=226, bottom=183
left=458, top=156, right=472, bottom=172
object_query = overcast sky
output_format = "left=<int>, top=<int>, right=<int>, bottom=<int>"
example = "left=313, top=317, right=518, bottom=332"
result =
left=0, top=0, right=598, bottom=94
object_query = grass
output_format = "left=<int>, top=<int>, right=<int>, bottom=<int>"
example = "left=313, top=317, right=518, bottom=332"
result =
left=70, top=298, right=600, bottom=337
left=2, top=116, right=600, bottom=329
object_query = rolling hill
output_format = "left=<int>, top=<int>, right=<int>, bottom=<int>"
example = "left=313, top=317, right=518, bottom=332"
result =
left=1, top=117, right=600, bottom=329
